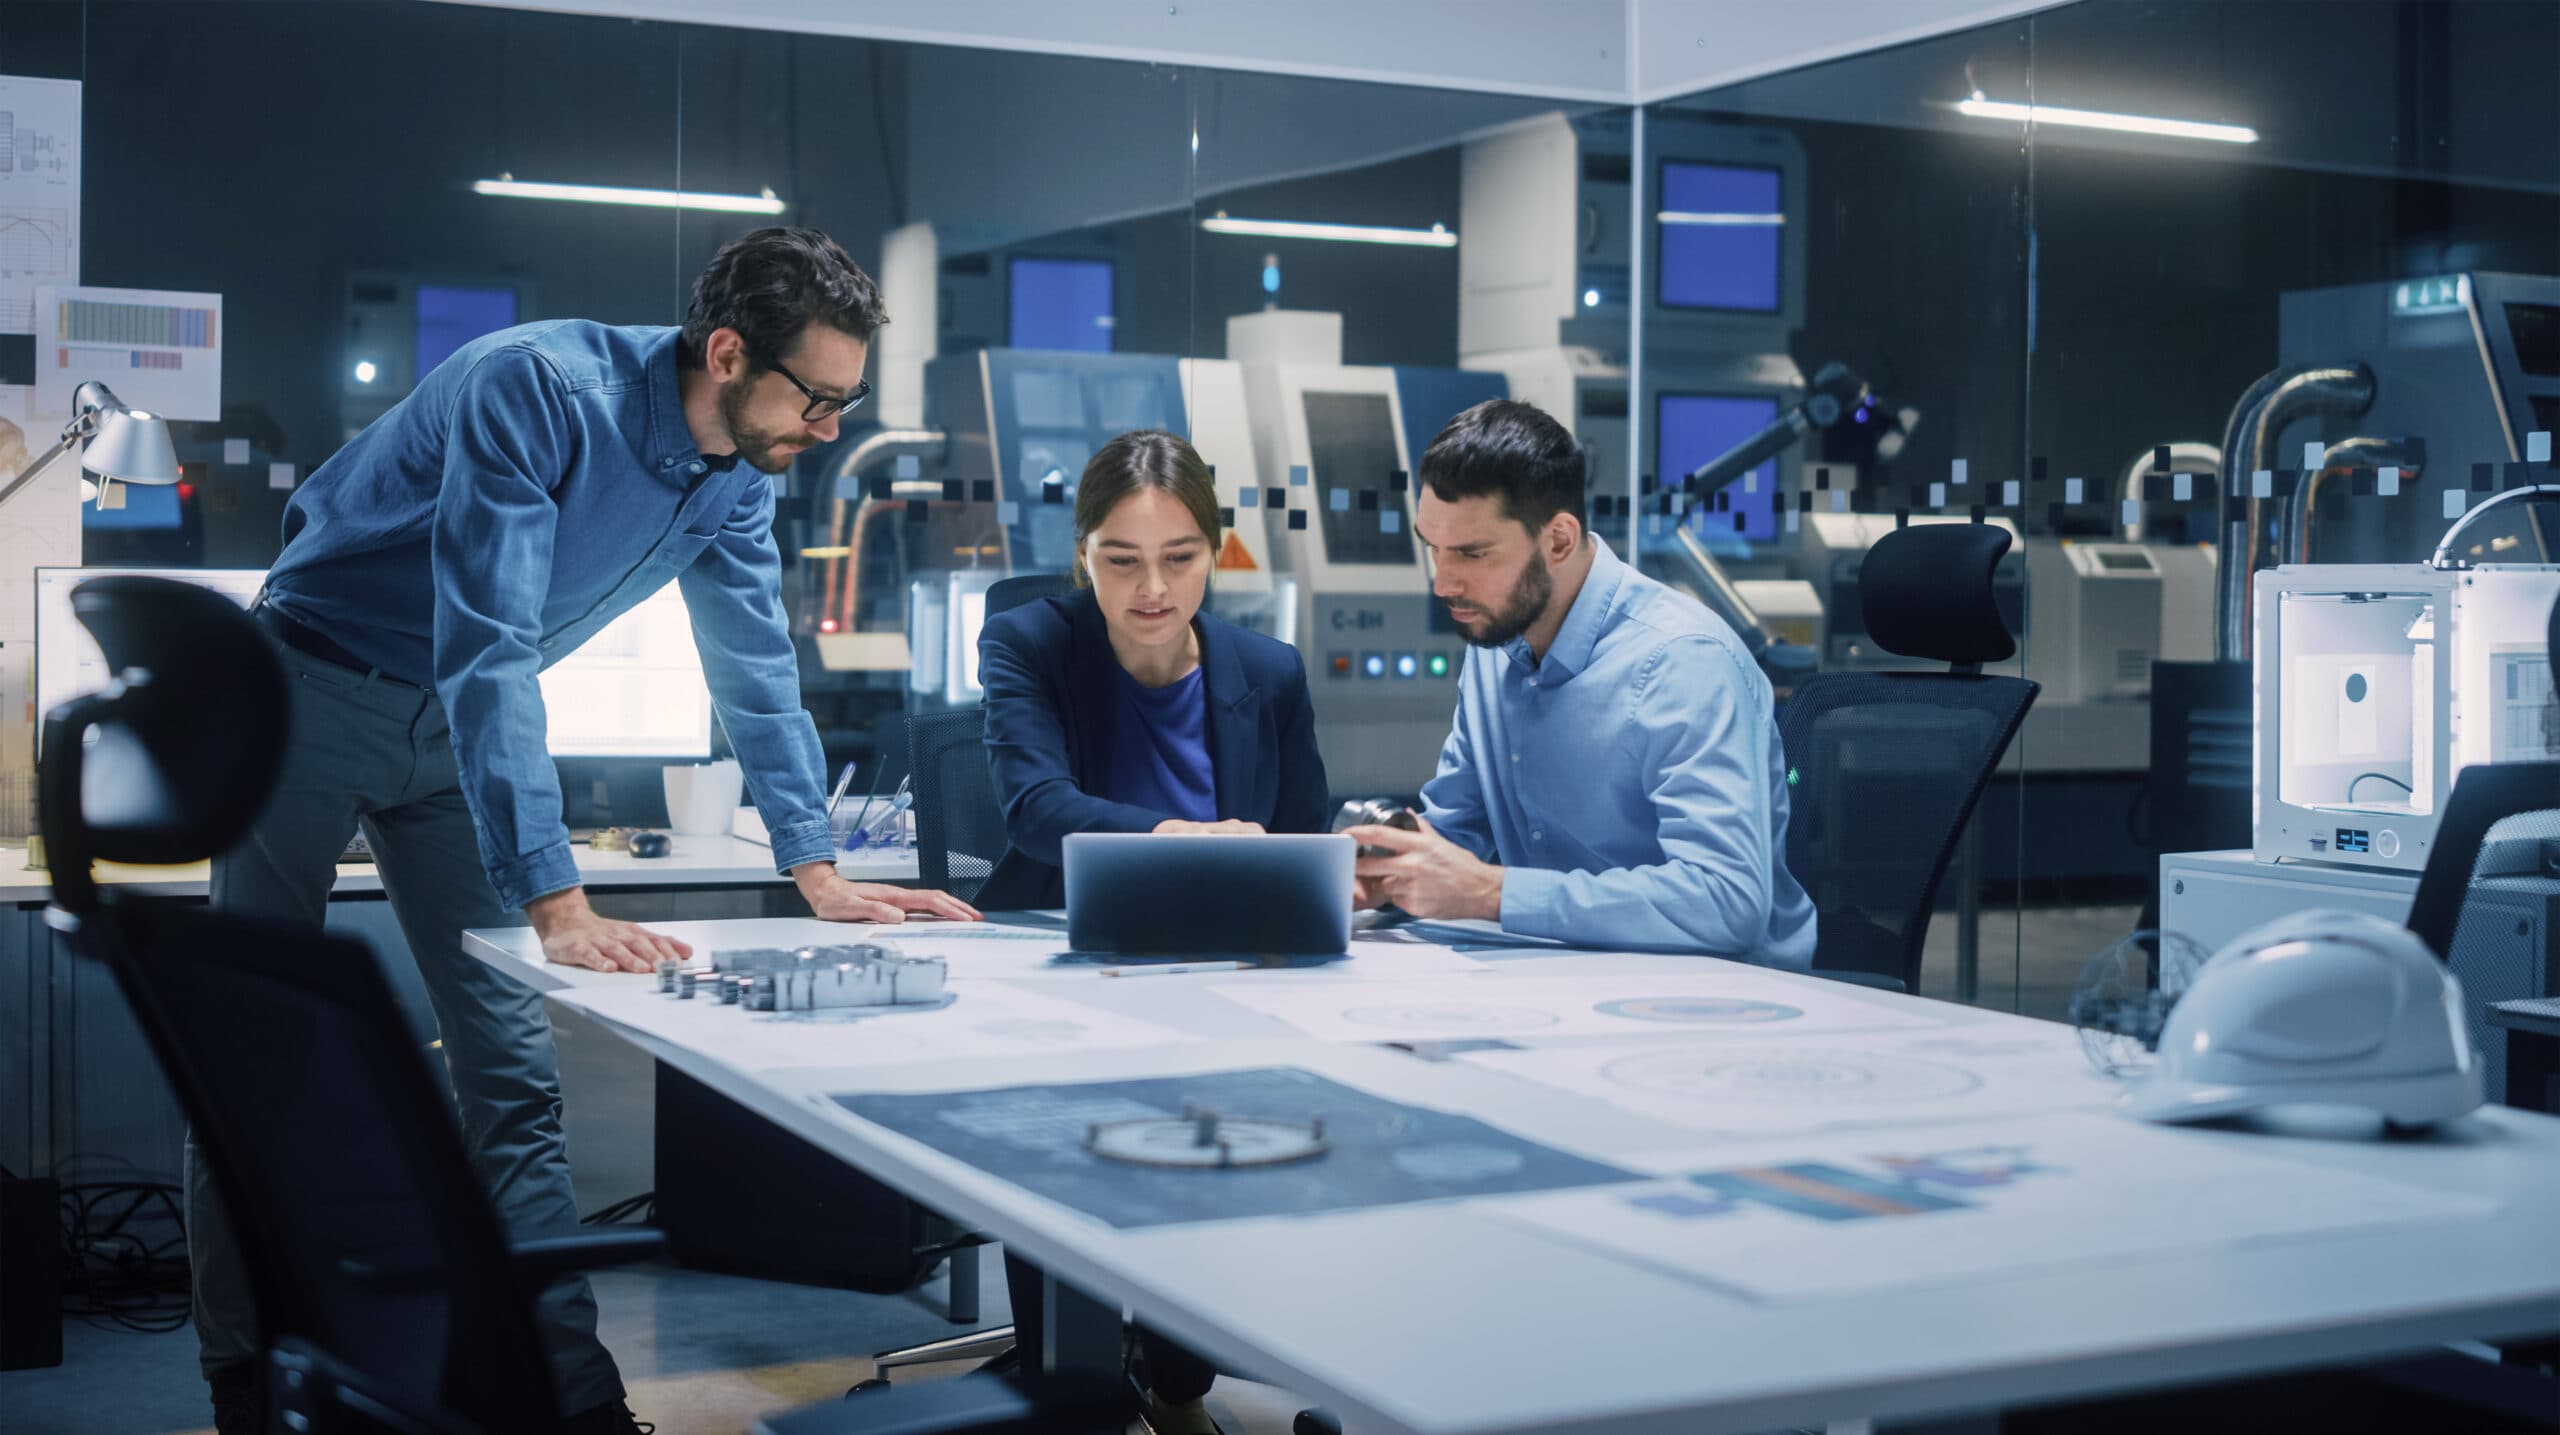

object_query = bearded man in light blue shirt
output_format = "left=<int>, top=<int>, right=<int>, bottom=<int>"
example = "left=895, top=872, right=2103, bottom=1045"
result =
left=1349, top=398, right=1816, bottom=967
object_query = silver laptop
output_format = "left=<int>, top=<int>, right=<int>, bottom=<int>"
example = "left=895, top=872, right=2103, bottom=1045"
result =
left=1063, top=833, right=1356, bottom=958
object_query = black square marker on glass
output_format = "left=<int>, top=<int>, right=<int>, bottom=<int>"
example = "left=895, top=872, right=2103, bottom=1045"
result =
left=1389, top=469, right=1408, bottom=492
left=1814, top=469, right=1831, bottom=490
left=2048, top=502, right=2068, bottom=530
left=1969, top=503, right=1986, bottom=525
left=942, top=479, right=963, bottom=502
left=1358, top=489, right=1378, bottom=511
left=867, top=475, right=893, bottom=500
left=2031, top=455, right=2050, bottom=483
left=1288, top=509, right=1307, bottom=530
left=2475, top=462, right=2497, bottom=492
left=1594, top=494, right=1618, bottom=517
left=1266, top=487, right=1286, bottom=508
left=1895, top=508, right=1911, bottom=529
left=1798, top=492, right=1814, bottom=513
left=2153, top=445, right=2172, bottom=472
left=1714, top=491, right=1731, bottom=512
left=2349, top=469, right=2372, bottom=497
left=973, top=480, right=995, bottom=502
left=1042, top=482, right=1064, bottom=504
left=1730, top=512, right=1745, bottom=533
left=1658, top=493, right=1680, bottom=515
left=1218, top=507, right=1234, bottom=528
left=2511, top=462, right=2536, bottom=488
left=905, top=498, right=927, bottom=519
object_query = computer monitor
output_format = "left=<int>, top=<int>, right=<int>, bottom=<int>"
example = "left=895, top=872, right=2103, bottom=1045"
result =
left=415, top=283, right=521, bottom=378
left=537, top=583, right=715, bottom=758
left=35, top=567, right=713, bottom=759
left=1658, top=392, right=1784, bottom=542
left=1657, top=161, right=1784, bottom=314
left=1007, top=257, right=1115, bottom=353
left=35, top=568, right=268, bottom=748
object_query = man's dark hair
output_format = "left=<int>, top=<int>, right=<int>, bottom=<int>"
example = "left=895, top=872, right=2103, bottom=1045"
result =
left=1418, top=398, right=1586, bottom=534
left=680, top=226, right=887, bottom=370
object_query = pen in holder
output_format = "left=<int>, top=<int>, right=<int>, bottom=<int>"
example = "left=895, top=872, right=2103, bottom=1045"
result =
left=846, top=776, right=913, bottom=851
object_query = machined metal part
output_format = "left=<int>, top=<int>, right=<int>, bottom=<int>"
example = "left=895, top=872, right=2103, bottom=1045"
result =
left=745, top=948, right=949, bottom=1012
left=1332, top=799, right=1420, bottom=857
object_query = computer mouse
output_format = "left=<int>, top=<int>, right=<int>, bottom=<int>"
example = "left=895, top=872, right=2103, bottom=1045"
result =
left=627, top=831, right=670, bottom=859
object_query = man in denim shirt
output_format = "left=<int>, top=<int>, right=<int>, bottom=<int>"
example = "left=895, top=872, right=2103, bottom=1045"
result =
left=192, top=228, right=977, bottom=1434
left=1348, top=399, right=1816, bottom=967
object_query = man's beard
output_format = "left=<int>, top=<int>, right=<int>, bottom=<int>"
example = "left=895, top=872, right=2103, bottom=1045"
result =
left=718, top=376, right=804, bottom=474
left=1454, top=558, right=1553, bottom=649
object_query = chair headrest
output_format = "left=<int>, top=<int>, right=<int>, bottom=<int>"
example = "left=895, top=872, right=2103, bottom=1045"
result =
left=1858, top=522, right=2017, bottom=667
left=37, top=577, right=289, bottom=906
left=986, top=573, right=1070, bottom=620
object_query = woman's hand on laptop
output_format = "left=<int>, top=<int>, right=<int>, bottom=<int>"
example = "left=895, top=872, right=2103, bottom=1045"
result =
left=1151, top=818, right=1266, bottom=836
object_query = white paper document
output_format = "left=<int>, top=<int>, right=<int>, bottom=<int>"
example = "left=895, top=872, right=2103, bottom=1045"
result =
left=1210, top=972, right=1937, bottom=1044
left=34, top=285, right=223, bottom=421
left=560, top=978, right=1201, bottom=1072
left=1457, top=1026, right=2119, bottom=1137
left=1480, top=1112, right=2497, bottom=1304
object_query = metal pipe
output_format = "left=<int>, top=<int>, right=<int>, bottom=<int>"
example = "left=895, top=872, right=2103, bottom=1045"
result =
left=2280, top=436, right=2426, bottom=565
left=822, top=429, right=948, bottom=636
left=2214, top=364, right=2374, bottom=660
left=1666, top=525, right=1778, bottom=658
left=2117, top=441, right=2220, bottom=542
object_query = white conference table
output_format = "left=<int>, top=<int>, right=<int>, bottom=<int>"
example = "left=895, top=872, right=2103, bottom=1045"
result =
left=465, top=917, right=2560, bottom=1435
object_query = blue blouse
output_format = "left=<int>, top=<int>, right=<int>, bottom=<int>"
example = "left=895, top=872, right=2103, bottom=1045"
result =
left=1105, top=664, right=1217, bottom=824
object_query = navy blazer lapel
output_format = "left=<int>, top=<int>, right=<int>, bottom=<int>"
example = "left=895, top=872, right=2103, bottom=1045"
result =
left=1198, top=614, right=1260, bottom=817
left=1063, top=591, right=1119, bottom=790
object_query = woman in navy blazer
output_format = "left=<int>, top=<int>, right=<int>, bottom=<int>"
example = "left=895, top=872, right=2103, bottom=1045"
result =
left=975, top=428, right=1327, bottom=1432
left=976, top=430, right=1330, bottom=911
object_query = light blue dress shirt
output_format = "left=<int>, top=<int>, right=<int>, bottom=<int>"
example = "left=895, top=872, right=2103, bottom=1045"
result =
left=263, top=321, right=833, bottom=909
left=1419, top=537, right=1817, bottom=967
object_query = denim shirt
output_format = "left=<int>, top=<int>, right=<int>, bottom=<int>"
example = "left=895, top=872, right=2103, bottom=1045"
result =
left=1419, top=537, right=1818, bottom=967
left=263, top=321, right=833, bottom=909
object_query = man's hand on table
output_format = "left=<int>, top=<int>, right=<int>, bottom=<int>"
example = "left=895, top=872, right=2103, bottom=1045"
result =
left=527, top=886, right=692, bottom=973
left=792, top=862, right=982, bottom=924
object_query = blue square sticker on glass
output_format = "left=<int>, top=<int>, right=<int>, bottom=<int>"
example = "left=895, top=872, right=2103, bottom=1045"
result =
left=1381, top=510, right=1402, bottom=534
left=1240, top=487, right=1259, bottom=508
left=1289, top=465, right=1310, bottom=487
left=1329, top=488, right=1351, bottom=512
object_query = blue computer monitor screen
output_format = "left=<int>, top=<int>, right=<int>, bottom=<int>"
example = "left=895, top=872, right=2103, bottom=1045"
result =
left=80, top=479, right=184, bottom=531
left=1658, top=393, right=1781, bottom=541
left=1658, top=162, right=1782, bottom=313
left=1009, top=257, right=1115, bottom=353
left=416, top=284, right=520, bottom=378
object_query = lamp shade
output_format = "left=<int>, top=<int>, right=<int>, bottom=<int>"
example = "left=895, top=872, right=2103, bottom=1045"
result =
left=81, top=405, right=181, bottom=484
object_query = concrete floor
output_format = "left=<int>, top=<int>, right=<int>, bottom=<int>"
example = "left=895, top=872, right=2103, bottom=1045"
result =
left=5, top=904, right=2140, bottom=1435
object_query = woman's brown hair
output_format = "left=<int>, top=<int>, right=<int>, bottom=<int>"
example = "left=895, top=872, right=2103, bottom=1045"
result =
left=1071, top=429, right=1223, bottom=587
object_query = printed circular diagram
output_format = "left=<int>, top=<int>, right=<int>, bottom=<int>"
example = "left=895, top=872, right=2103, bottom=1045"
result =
left=1340, top=1001, right=1562, bottom=1034
left=1593, top=995, right=1803, bottom=1024
left=1602, top=1048, right=1982, bottom=1105
left=1085, top=1116, right=1329, bottom=1168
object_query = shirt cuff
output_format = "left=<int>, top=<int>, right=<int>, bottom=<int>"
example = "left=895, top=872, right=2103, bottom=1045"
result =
left=1498, top=866, right=1563, bottom=939
left=489, top=839, right=583, bottom=912
left=768, top=817, right=836, bottom=875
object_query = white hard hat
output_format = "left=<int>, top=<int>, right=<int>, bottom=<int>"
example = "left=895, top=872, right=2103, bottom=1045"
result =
left=2120, top=909, right=2483, bottom=1127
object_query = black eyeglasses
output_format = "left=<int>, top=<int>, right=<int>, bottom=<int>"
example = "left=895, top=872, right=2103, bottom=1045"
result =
left=768, top=358, right=872, bottom=422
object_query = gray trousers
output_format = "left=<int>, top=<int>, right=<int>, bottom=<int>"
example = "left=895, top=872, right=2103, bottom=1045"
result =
left=190, top=641, right=624, bottom=1417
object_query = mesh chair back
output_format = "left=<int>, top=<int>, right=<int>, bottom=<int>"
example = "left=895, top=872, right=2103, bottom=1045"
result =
left=94, top=903, right=553, bottom=1426
left=1780, top=670, right=2037, bottom=989
left=909, top=706, right=1010, bottom=903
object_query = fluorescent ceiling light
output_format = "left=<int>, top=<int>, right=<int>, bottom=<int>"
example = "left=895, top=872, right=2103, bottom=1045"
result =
left=472, top=174, right=787, bottom=214
left=1657, top=210, right=1786, bottom=227
left=1200, top=214, right=1456, bottom=247
left=1956, top=93, right=2257, bottom=145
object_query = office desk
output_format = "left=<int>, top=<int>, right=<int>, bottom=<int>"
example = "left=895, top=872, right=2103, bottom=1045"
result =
left=466, top=916, right=2560, bottom=1435
left=1, top=839, right=921, bottom=1186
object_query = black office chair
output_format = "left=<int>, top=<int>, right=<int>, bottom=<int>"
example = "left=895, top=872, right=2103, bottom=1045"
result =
left=908, top=707, right=1013, bottom=907
left=39, top=575, right=1121, bottom=1435
left=1779, top=523, right=2039, bottom=993
left=984, top=572, right=1070, bottom=620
